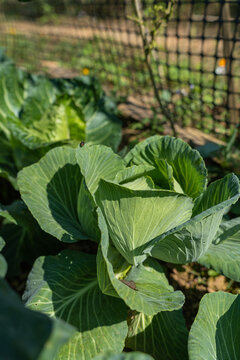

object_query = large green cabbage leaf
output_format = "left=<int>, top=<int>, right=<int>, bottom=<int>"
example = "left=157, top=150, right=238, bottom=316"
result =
left=96, top=180, right=193, bottom=265
left=18, top=145, right=126, bottom=243
left=0, top=278, right=75, bottom=360
left=188, top=292, right=240, bottom=360
left=0, top=200, right=61, bottom=276
left=126, top=309, right=188, bottom=360
left=198, top=217, right=240, bottom=281
left=23, top=250, right=128, bottom=360
left=150, top=173, right=240, bottom=263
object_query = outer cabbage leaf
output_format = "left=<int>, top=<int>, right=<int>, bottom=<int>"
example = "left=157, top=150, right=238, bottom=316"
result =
left=97, top=209, right=185, bottom=316
left=0, top=131, right=18, bottom=188
left=0, top=200, right=61, bottom=276
left=0, top=62, right=25, bottom=119
left=124, top=136, right=207, bottom=199
left=20, top=77, right=58, bottom=126
left=151, top=173, right=240, bottom=264
left=11, top=136, right=53, bottom=174
left=96, top=180, right=193, bottom=265
left=198, top=217, right=240, bottom=281
left=86, top=109, right=122, bottom=152
left=0, top=199, right=37, bottom=226
left=77, top=179, right=100, bottom=242
left=192, top=173, right=239, bottom=217
left=0, top=278, right=75, bottom=360
left=23, top=250, right=128, bottom=360
left=188, top=292, right=240, bottom=360
left=18, top=146, right=89, bottom=243
left=126, top=310, right=188, bottom=360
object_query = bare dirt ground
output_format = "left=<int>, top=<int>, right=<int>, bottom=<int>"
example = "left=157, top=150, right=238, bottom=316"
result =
left=1, top=18, right=222, bottom=60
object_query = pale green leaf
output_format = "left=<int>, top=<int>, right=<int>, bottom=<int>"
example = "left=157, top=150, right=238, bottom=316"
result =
left=124, top=136, right=207, bottom=199
left=93, top=352, right=154, bottom=360
left=18, top=146, right=86, bottom=243
left=23, top=250, right=128, bottom=360
left=20, top=77, right=57, bottom=126
left=114, top=164, right=155, bottom=190
left=122, top=176, right=155, bottom=190
left=114, top=165, right=155, bottom=184
left=96, top=180, right=193, bottom=265
left=0, top=63, right=24, bottom=119
left=151, top=173, right=240, bottom=264
left=188, top=292, right=240, bottom=360
left=76, top=144, right=125, bottom=196
left=198, top=217, right=240, bottom=281
left=7, top=100, right=79, bottom=150
left=86, top=110, right=121, bottom=152
left=97, top=209, right=185, bottom=316
left=192, top=173, right=240, bottom=217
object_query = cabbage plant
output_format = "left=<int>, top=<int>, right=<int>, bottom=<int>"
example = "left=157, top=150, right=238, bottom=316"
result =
left=0, top=58, right=121, bottom=188
left=2, top=135, right=240, bottom=359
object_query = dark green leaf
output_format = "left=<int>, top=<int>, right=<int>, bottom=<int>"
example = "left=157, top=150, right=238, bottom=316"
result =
left=0, top=279, right=74, bottom=360
left=126, top=309, right=188, bottom=360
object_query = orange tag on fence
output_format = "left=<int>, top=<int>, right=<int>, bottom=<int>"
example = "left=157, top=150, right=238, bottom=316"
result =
left=218, top=58, right=226, bottom=67
left=215, top=58, right=226, bottom=75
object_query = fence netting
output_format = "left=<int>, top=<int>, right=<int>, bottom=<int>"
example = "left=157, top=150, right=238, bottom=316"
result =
left=0, top=0, right=239, bottom=138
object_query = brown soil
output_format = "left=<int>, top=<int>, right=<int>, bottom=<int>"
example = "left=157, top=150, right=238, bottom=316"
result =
left=167, top=263, right=239, bottom=329
left=1, top=19, right=222, bottom=61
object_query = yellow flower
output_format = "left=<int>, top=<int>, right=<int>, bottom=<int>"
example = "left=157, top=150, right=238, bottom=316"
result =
left=82, top=67, right=90, bottom=76
left=9, top=27, right=17, bottom=36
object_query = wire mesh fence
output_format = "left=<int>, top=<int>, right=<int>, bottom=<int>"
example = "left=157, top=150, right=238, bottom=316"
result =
left=0, top=0, right=239, bottom=138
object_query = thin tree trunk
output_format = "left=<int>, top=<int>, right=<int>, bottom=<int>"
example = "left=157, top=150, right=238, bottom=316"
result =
left=133, top=0, right=177, bottom=137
